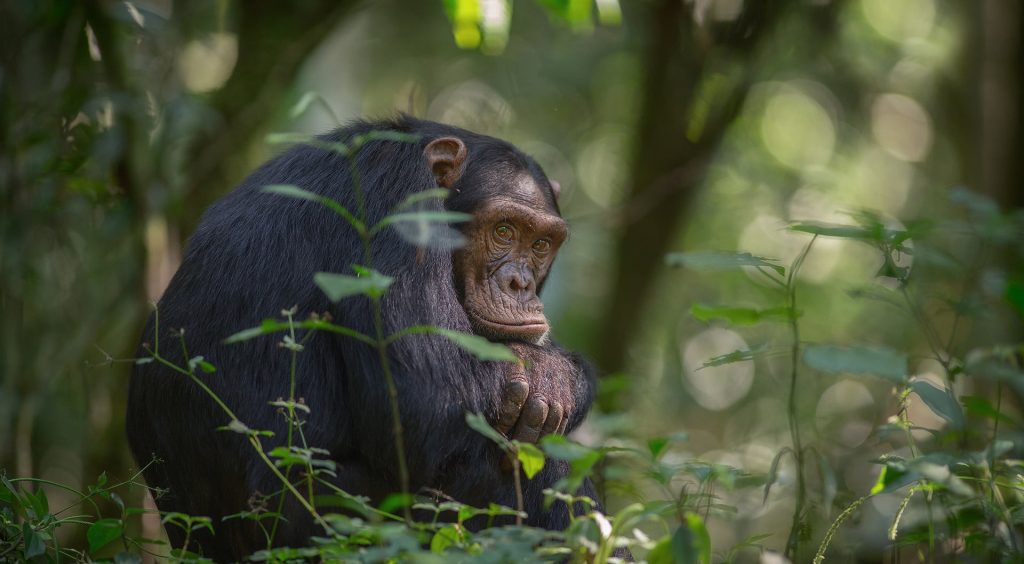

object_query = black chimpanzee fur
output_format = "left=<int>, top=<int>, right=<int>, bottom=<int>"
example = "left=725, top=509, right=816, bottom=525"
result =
left=126, top=116, right=600, bottom=560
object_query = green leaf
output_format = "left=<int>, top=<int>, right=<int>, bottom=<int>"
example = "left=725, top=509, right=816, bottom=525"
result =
left=699, top=346, right=769, bottom=369
left=690, top=304, right=793, bottom=325
left=763, top=447, right=794, bottom=503
left=222, top=419, right=251, bottom=434
left=647, top=437, right=669, bottom=459
left=671, top=513, right=712, bottom=564
left=516, top=443, right=546, bottom=479
left=1006, top=281, right=1024, bottom=318
left=349, top=130, right=420, bottom=148
left=314, top=269, right=394, bottom=301
left=289, top=92, right=337, bottom=123
left=432, top=328, right=518, bottom=361
left=961, top=395, right=1018, bottom=425
left=371, top=211, right=472, bottom=234
left=648, top=535, right=674, bottom=564
left=430, top=524, right=464, bottom=553
left=911, top=380, right=965, bottom=429
left=87, top=518, right=123, bottom=554
left=379, top=493, right=415, bottom=514
left=224, top=318, right=374, bottom=346
left=261, top=185, right=363, bottom=231
left=789, top=222, right=873, bottom=240
left=187, top=356, right=216, bottom=374
left=665, top=251, right=785, bottom=275
left=803, top=344, right=907, bottom=383
left=465, top=412, right=511, bottom=449
left=394, top=188, right=452, bottom=210
left=539, top=434, right=596, bottom=462
left=23, top=522, right=46, bottom=558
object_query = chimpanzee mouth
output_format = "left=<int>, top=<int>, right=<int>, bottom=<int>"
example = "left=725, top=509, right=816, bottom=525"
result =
left=469, top=312, right=548, bottom=337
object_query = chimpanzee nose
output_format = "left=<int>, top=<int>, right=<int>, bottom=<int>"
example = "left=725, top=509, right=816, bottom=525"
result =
left=499, top=263, right=535, bottom=298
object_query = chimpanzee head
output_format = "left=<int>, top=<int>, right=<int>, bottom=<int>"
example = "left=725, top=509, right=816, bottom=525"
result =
left=423, top=135, right=565, bottom=345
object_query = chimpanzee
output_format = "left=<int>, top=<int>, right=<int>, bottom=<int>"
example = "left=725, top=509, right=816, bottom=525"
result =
left=126, top=116, right=602, bottom=560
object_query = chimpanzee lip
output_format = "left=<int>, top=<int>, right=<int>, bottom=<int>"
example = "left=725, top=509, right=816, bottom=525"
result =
left=470, top=312, right=548, bottom=332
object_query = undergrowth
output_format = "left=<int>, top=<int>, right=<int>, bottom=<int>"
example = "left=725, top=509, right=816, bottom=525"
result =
left=3, top=112, right=1023, bottom=562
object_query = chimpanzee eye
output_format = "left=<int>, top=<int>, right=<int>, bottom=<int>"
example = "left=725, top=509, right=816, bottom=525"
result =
left=532, top=239, right=551, bottom=254
left=494, top=224, right=513, bottom=241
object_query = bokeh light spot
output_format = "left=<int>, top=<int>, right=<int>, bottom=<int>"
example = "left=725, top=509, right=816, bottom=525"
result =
left=178, top=33, right=238, bottom=93
left=871, top=94, right=933, bottom=162
left=760, top=85, right=836, bottom=170
left=815, top=380, right=875, bottom=448
left=576, top=132, right=628, bottom=207
left=862, top=0, right=935, bottom=43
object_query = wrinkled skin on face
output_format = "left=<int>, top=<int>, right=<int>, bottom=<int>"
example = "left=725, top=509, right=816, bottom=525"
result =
left=453, top=174, right=567, bottom=345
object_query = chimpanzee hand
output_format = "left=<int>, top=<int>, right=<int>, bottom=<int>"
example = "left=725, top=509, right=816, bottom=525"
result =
left=493, top=343, right=576, bottom=445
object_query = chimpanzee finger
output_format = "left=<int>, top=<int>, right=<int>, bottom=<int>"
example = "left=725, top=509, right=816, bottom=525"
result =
left=495, top=377, right=530, bottom=435
left=555, top=413, right=569, bottom=435
left=541, top=401, right=564, bottom=436
left=511, top=397, right=548, bottom=444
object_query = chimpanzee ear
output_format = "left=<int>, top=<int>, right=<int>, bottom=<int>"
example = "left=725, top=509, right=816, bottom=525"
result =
left=424, top=137, right=467, bottom=189
left=549, top=180, right=561, bottom=201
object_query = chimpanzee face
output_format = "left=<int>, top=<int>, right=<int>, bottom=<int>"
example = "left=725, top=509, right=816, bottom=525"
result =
left=453, top=173, right=567, bottom=344
left=423, top=136, right=566, bottom=344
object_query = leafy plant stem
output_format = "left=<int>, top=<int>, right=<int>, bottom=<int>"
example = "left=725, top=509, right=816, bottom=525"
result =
left=900, top=286, right=948, bottom=373
left=784, top=236, right=816, bottom=560
left=512, top=457, right=524, bottom=526
left=269, top=309, right=301, bottom=547
left=898, top=388, right=935, bottom=563
left=148, top=307, right=329, bottom=532
left=985, top=382, right=1021, bottom=552
left=348, top=152, right=413, bottom=522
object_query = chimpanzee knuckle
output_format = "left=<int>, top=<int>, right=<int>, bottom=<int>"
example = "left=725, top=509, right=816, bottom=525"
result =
left=522, top=398, right=548, bottom=426
left=504, top=377, right=530, bottom=406
left=541, top=403, right=563, bottom=435
left=556, top=415, right=569, bottom=435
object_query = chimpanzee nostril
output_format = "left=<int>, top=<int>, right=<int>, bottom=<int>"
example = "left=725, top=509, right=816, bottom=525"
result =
left=509, top=272, right=528, bottom=291
left=499, top=263, right=535, bottom=297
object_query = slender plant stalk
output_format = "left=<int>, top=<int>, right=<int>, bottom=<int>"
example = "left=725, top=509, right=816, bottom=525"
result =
left=347, top=147, right=413, bottom=522
left=784, top=236, right=816, bottom=560
left=512, top=457, right=524, bottom=526
left=268, top=309, right=303, bottom=546
left=148, top=308, right=329, bottom=532
left=813, top=495, right=869, bottom=563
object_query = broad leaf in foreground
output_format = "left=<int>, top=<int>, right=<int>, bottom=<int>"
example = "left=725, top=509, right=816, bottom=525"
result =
left=803, top=344, right=907, bottom=383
